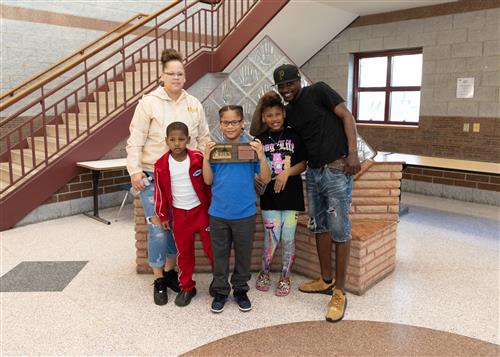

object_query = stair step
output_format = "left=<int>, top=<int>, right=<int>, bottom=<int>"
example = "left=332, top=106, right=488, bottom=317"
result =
left=96, top=91, right=126, bottom=107
left=10, top=148, right=47, bottom=168
left=136, top=63, right=159, bottom=73
left=107, top=81, right=135, bottom=94
left=27, top=136, right=68, bottom=153
left=77, top=102, right=99, bottom=116
left=46, top=124, right=86, bottom=141
left=0, top=162, right=24, bottom=182
left=131, top=67, right=159, bottom=81
left=64, top=113, right=97, bottom=127
left=0, top=179, right=9, bottom=191
left=108, top=70, right=158, bottom=92
left=81, top=102, right=113, bottom=116
left=126, top=70, right=159, bottom=84
left=77, top=99, right=130, bottom=117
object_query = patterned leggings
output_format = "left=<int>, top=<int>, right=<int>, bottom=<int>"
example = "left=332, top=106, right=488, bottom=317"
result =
left=261, top=210, right=298, bottom=278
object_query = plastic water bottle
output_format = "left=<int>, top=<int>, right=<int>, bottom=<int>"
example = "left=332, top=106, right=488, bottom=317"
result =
left=130, top=176, right=152, bottom=196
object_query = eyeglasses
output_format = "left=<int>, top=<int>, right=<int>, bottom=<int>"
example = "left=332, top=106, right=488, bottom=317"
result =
left=163, top=72, right=185, bottom=78
left=220, top=119, right=243, bottom=127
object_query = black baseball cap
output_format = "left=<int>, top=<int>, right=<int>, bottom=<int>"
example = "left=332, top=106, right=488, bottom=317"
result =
left=273, top=64, right=301, bottom=86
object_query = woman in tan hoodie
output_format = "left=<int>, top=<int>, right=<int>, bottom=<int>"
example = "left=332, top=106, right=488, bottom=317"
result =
left=126, top=48, right=210, bottom=305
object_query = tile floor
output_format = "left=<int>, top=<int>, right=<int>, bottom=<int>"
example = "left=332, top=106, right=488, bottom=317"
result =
left=1, top=193, right=499, bottom=356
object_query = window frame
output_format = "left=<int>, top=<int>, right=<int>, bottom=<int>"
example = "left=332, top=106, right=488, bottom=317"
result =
left=352, top=48, right=423, bottom=125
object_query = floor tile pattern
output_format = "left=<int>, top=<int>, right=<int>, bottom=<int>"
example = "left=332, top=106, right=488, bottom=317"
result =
left=0, top=261, right=87, bottom=292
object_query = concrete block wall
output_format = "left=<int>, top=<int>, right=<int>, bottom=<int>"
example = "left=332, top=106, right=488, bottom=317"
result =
left=302, top=5, right=500, bottom=163
left=0, top=1, right=174, bottom=91
left=1, top=1, right=166, bottom=23
left=135, top=161, right=402, bottom=295
left=1, top=19, right=105, bottom=95
left=0, top=1, right=231, bottom=96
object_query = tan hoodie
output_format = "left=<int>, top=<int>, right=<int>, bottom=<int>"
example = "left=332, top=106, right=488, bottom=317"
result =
left=126, top=86, right=210, bottom=175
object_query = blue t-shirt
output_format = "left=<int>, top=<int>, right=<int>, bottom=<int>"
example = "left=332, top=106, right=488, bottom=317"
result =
left=209, top=137, right=260, bottom=220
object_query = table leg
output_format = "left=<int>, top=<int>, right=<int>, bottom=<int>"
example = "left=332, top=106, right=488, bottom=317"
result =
left=83, top=169, right=111, bottom=225
left=399, top=163, right=410, bottom=216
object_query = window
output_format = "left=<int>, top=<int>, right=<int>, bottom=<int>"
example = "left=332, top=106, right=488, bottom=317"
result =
left=353, top=48, right=423, bottom=125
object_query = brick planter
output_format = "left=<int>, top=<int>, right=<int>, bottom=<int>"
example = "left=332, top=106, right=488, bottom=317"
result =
left=134, top=160, right=403, bottom=295
left=293, top=219, right=398, bottom=295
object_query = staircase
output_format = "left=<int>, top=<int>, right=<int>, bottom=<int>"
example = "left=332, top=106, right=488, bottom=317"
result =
left=0, top=0, right=289, bottom=230
left=3, top=63, right=156, bottom=179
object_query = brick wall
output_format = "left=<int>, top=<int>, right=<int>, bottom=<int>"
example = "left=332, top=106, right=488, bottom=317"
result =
left=403, top=165, right=500, bottom=192
left=293, top=219, right=398, bottom=295
left=302, top=5, right=500, bottom=163
left=42, top=168, right=130, bottom=205
left=358, top=116, right=500, bottom=163
left=351, top=163, right=402, bottom=221
left=134, top=161, right=402, bottom=295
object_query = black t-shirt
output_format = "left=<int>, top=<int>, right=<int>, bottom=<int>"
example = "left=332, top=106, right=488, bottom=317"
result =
left=256, top=128, right=306, bottom=211
left=285, top=82, right=348, bottom=169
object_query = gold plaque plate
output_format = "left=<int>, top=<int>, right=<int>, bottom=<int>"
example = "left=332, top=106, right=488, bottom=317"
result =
left=209, top=143, right=257, bottom=163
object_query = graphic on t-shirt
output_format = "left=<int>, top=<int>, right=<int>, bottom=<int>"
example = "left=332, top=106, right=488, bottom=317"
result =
left=257, top=129, right=305, bottom=212
left=264, top=139, right=294, bottom=176
left=272, top=153, right=284, bottom=173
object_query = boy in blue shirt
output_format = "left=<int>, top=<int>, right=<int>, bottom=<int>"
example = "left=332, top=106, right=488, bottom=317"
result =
left=203, top=105, right=271, bottom=313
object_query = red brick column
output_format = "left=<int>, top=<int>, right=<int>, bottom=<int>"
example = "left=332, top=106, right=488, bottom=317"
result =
left=134, top=197, right=150, bottom=274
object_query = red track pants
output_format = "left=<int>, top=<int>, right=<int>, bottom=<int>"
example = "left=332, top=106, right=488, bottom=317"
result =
left=172, top=204, right=214, bottom=291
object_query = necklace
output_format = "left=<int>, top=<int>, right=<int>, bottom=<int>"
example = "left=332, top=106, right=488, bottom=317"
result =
left=268, top=129, right=284, bottom=145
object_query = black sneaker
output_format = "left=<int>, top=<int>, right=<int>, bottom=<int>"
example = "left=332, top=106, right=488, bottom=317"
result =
left=210, top=293, right=228, bottom=313
left=175, top=288, right=197, bottom=307
left=209, top=278, right=216, bottom=297
left=153, top=277, right=168, bottom=305
left=163, top=269, right=180, bottom=293
left=233, top=290, right=252, bottom=312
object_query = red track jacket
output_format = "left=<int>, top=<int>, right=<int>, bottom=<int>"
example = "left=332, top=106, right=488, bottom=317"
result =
left=154, top=149, right=211, bottom=225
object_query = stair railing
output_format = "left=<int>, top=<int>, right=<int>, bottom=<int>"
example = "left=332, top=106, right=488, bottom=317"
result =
left=0, top=0, right=258, bottom=196
left=0, top=12, right=149, bottom=107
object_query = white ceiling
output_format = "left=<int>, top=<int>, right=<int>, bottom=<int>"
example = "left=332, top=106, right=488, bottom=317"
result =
left=316, top=0, right=459, bottom=16
left=226, top=0, right=462, bottom=71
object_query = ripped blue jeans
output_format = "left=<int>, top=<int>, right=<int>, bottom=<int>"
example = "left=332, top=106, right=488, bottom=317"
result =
left=305, top=167, right=353, bottom=243
left=139, top=171, right=177, bottom=268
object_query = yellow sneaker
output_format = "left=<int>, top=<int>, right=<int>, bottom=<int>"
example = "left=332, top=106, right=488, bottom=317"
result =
left=298, top=277, right=334, bottom=295
left=325, top=288, right=347, bottom=323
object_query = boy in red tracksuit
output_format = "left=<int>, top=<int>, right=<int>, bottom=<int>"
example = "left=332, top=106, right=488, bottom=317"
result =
left=151, top=121, right=214, bottom=307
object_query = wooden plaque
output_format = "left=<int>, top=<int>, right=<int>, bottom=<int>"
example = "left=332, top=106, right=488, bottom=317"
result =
left=209, top=143, right=257, bottom=163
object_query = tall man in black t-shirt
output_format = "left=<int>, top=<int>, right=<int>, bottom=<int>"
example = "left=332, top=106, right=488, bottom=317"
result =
left=273, top=64, right=361, bottom=322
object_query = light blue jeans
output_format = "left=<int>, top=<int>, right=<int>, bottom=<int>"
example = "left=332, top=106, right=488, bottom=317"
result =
left=306, top=167, right=353, bottom=243
left=138, top=171, right=177, bottom=268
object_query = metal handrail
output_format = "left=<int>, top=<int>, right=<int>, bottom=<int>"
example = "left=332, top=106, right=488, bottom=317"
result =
left=0, top=0, right=260, bottom=195
left=0, top=12, right=149, bottom=103
left=0, top=0, right=182, bottom=112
